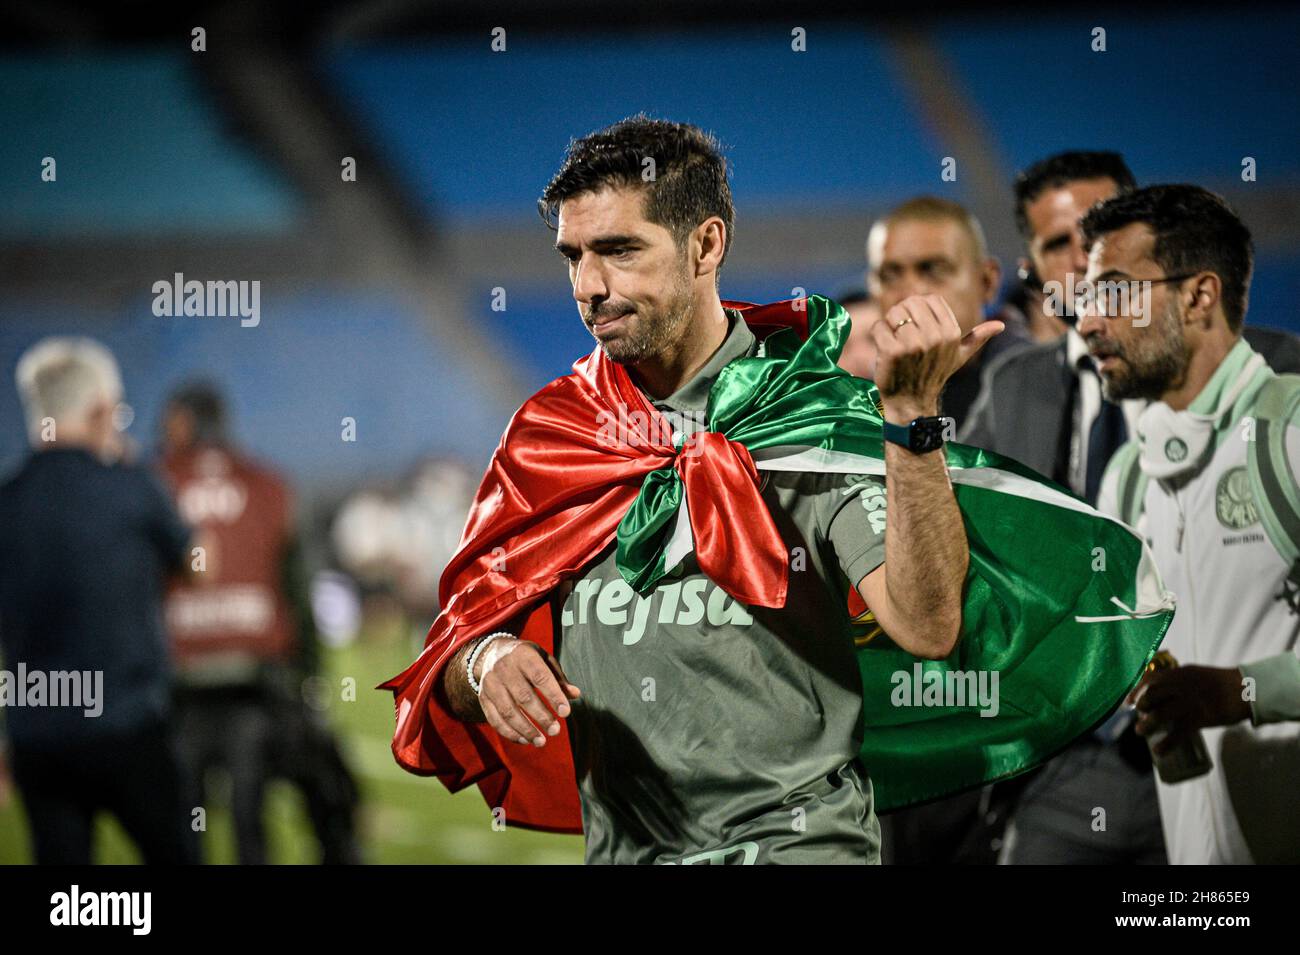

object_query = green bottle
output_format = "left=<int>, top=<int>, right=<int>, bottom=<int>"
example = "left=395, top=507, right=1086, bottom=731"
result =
left=1144, top=651, right=1214, bottom=784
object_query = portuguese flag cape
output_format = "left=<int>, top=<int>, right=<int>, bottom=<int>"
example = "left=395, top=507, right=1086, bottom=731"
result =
left=380, top=294, right=1174, bottom=834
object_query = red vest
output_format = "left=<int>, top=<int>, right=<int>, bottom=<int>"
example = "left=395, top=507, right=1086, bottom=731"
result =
left=159, top=446, right=297, bottom=667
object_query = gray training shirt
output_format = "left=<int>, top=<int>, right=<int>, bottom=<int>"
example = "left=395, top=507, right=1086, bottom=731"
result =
left=553, top=311, right=889, bottom=864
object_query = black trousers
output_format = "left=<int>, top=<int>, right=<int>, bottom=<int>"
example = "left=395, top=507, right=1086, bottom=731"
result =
left=177, top=694, right=275, bottom=865
left=11, top=720, right=200, bottom=865
left=177, top=683, right=361, bottom=865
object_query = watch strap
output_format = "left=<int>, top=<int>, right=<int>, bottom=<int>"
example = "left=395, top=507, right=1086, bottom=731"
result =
left=882, top=419, right=912, bottom=448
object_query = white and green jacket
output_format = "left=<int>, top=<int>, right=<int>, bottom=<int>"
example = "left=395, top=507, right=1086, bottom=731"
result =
left=1099, top=336, right=1300, bottom=864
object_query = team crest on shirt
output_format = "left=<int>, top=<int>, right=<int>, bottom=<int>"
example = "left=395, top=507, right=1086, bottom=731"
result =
left=1215, top=466, right=1259, bottom=530
left=846, top=587, right=884, bottom=647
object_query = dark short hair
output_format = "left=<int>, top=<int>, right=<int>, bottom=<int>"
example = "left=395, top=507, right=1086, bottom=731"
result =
left=166, top=380, right=228, bottom=445
left=1080, top=184, right=1254, bottom=332
left=538, top=114, right=735, bottom=280
left=1013, top=151, right=1136, bottom=240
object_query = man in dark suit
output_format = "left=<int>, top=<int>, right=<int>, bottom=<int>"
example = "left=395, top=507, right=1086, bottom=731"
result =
left=960, top=151, right=1300, bottom=865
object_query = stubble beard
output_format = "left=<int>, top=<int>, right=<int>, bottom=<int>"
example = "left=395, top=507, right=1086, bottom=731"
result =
left=593, top=257, right=695, bottom=366
left=1094, top=298, right=1191, bottom=402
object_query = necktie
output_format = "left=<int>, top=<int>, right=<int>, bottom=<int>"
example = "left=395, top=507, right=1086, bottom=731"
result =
left=1085, top=383, right=1137, bottom=747
left=1085, top=393, right=1128, bottom=506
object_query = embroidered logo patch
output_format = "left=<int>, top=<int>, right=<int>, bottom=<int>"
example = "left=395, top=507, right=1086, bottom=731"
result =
left=1216, top=465, right=1259, bottom=530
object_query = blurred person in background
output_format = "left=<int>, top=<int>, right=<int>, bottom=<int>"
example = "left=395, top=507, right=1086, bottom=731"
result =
left=836, top=289, right=884, bottom=380
left=867, top=196, right=1031, bottom=433
left=0, top=337, right=198, bottom=864
left=331, top=459, right=479, bottom=623
left=159, top=381, right=360, bottom=864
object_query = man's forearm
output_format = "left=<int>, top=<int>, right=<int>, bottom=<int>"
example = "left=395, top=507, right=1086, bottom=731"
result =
left=882, top=402, right=969, bottom=651
left=863, top=292, right=997, bottom=655
left=442, top=640, right=487, bottom=722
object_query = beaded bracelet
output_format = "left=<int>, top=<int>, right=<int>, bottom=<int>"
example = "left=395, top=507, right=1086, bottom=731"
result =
left=466, top=632, right=516, bottom=695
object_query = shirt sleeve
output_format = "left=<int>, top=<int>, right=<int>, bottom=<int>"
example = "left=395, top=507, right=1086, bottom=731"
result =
left=822, top=471, right=888, bottom=587
left=1227, top=388, right=1300, bottom=724
left=1240, top=651, right=1300, bottom=725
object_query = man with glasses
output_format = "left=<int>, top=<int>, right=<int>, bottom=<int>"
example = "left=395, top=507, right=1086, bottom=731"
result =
left=958, top=155, right=1300, bottom=864
left=1086, top=185, right=1300, bottom=863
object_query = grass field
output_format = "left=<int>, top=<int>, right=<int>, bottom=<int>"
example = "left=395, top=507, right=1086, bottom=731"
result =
left=0, top=635, right=585, bottom=865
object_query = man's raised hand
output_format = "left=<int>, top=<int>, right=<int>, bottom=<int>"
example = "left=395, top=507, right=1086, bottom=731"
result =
left=869, top=293, right=1004, bottom=418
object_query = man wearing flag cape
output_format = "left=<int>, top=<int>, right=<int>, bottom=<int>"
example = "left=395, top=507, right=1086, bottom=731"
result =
left=382, top=115, right=1175, bottom=864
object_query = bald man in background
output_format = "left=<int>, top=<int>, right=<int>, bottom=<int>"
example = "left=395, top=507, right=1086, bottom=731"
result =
left=867, top=197, right=1031, bottom=432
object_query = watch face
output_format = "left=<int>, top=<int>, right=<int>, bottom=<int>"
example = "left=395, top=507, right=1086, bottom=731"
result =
left=911, top=416, right=954, bottom=453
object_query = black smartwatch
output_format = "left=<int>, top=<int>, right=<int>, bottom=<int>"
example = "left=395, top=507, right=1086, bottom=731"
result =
left=882, top=415, right=954, bottom=454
